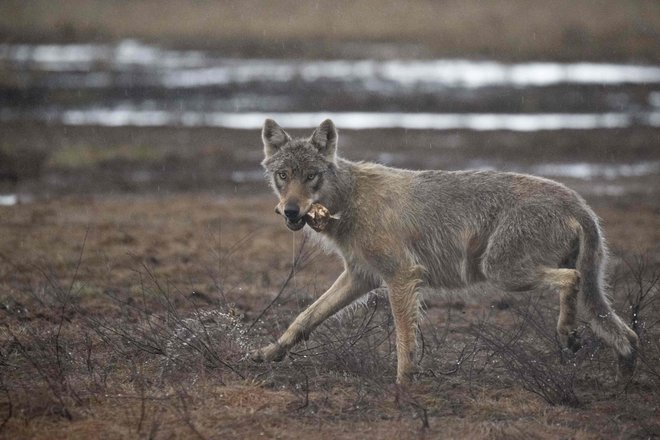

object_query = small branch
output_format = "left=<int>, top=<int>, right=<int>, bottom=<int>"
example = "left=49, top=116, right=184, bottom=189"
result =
left=247, top=235, right=310, bottom=333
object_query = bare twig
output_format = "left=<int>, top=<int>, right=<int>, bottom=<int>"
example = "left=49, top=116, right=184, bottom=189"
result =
left=247, top=235, right=311, bottom=333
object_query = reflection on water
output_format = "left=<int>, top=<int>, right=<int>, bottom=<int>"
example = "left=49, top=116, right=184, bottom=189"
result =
left=2, top=40, right=660, bottom=131
left=227, top=158, right=657, bottom=199
left=649, top=92, right=660, bottom=108
left=530, top=162, right=660, bottom=180
left=0, top=194, right=18, bottom=206
left=159, top=59, right=660, bottom=89
left=3, top=108, right=657, bottom=131
left=0, top=40, right=206, bottom=72
left=2, top=40, right=660, bottom=89
left=230, top=160, right=660, bottom=184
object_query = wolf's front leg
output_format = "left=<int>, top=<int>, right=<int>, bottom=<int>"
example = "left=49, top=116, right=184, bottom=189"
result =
left=386, top=266, right=424, bottom=384
left=250, top=270, right=377, bottom=362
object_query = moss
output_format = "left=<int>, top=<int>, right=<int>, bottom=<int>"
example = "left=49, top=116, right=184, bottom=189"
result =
left=0, top=145, right=49, bottom=181
left=48, top=144, right=166, bottom=169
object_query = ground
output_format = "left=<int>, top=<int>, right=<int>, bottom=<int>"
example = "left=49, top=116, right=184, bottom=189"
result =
left=1, top=128, right=659, bottom=438
left=1, top=0, right=659, bottom=61
left=1, top=0, right=660, bottom=437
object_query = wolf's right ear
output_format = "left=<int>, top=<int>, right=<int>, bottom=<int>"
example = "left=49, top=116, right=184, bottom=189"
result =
left=262, top=119, right=291, bottom=158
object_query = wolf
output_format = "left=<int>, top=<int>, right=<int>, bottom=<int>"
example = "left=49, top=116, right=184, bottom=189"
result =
left=250, top=118, right=639, bottom=384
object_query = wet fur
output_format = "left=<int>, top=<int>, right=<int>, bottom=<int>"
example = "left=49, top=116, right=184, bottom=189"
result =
left=252, top=119, right=639, bottom=383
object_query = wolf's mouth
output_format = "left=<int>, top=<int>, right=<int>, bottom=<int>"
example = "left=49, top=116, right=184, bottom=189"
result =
left=285, top=217, right=306, bottom=231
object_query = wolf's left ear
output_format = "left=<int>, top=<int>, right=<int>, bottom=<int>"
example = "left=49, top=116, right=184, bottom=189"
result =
left=262, top=119, right=291, bottom=158
left=310, top=119, right=338, bottom=161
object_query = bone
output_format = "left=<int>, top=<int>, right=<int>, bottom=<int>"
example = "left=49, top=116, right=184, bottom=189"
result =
left=305, top=203, right=337, bottom=232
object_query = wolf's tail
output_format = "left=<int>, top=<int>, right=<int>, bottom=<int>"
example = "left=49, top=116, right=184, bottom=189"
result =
left=576, top=212, right=638, bottom=357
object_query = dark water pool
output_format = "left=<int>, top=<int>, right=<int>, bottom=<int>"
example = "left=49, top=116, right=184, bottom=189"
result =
left=2, top=40, right=660, bottom=131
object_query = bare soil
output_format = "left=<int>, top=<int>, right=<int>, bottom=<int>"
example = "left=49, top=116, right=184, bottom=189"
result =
left=1, top=1, right=659, bottom=436
left=1, top=184, right=659, bottom=439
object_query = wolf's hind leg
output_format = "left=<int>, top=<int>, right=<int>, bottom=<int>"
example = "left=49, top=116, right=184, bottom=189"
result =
left=486, top=264, right=582, bottom=352
left=542, top=268, right=582, bottom=352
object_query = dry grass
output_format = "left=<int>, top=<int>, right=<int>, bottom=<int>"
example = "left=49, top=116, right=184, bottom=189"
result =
left=1, top=194, right=659, bottom=439
left=0, top=0, right=659, bottom=60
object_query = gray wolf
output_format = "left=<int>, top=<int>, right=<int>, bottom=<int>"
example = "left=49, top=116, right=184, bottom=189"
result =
left=251, top=118, right=638, bottom=383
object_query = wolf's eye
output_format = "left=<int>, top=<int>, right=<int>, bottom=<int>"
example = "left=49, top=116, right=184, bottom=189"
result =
left=306, top=173, right=318, bottom=181
left=277, top=171, right=287, bottom=180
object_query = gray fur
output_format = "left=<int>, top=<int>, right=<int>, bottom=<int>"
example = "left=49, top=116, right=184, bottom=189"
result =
left=252, top=119, right=639, bottom=383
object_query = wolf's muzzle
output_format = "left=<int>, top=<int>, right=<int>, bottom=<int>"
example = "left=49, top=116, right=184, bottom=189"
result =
left=285, top=217, right=306, bottom=231
left=283, top=203, right=300, bottom=221
left=275, top=204, right=306, bottom=231
left=283, top=202, right=305, bottom=230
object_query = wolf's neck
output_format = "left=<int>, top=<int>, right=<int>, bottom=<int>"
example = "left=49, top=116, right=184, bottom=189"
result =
left=319, top=157, right=358, bottom=228
left=326, top=157, right=356, bottom=211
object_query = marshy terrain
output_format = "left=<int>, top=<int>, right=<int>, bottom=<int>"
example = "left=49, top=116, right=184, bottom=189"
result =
left=1, top=1, right=659, bottom=438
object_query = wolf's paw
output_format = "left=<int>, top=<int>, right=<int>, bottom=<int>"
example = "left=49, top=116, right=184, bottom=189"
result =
left=566, top=330, right=582, bottom=353
left=617, top=330, right=639, bottom=382
left=558, top=329, right=582, bottom=353
left=249, top=343, right=286, bottom=363
left=617, top=351, right=637, bottom=382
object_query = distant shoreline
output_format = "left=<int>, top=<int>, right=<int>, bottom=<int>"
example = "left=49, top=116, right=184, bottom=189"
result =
left=1, top=0, right=659, bottom=62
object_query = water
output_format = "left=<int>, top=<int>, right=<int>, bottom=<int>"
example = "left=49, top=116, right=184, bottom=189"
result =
left=230, top=160, right=660, bottom=184
left=529, top=162, right=660, bottom=180
left=3, top=40, right=660, bottom=88
left=2, top=39, right=660, bottom=131
left=15, top=108, right=655, bottom=131
left=0, top=194, right=18, bottom=206
left=1, top=40, right=658, bottom=199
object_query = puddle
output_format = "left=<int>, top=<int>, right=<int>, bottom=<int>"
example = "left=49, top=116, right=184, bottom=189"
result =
left=230, top=170, right=264, bottom=183
left=586, top=185, right=627, bottom=196
left=2, top=41, right=660, bottom=89
left=530, top=162, right=660, bottom=180
left=6, top=108, right=657, bottom=131
left=0, top=40, right=206, bottom=72
left=223, top=161, right=660, bottom=186
left=0, top=194, right=18, bottom=206
left=3, top=40, right=660, bottom=132
left=462, top=160, right=660, bottom=181
left=161, top=60, right=660, bottom=89
left=649, top=92, right=660, bottom=108
left=1, top=40, right=657, bottom=199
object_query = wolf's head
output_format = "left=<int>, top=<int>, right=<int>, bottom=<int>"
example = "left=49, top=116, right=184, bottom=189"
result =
left=261, top=119, right=338, bottom=231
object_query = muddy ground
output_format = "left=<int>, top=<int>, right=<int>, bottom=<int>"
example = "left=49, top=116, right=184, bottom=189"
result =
left=1, top=1, right=660, bottom=436
left=1, top=122, right=659, bottom=439
left=2, top=123, right=659, bottom=199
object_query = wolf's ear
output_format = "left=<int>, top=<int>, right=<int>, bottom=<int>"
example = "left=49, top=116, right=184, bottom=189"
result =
left=262, top=119, right=291, bottom=158
left=310, top=119, right=338, bottom=161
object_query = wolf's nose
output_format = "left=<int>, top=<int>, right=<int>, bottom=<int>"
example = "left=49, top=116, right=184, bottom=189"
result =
left=283, top=204, right=300, bottom=220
